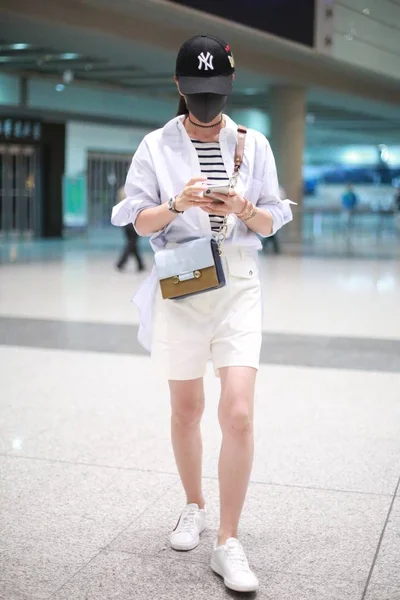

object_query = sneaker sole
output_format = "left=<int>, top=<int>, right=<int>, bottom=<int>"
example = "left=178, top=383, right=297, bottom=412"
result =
left=170, top=525, right=206, bottom=552
left=211, top=560, right=259, bottom=593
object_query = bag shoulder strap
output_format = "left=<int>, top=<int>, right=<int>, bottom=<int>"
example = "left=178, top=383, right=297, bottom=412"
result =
left=234, top=125, right=247, bottom=173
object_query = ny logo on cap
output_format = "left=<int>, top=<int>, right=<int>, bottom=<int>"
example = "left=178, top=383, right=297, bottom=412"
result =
left=198, top=52, right=214, bottom=71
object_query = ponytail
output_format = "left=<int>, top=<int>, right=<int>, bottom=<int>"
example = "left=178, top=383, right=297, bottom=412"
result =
left=177, top=95, right=189, bottom=116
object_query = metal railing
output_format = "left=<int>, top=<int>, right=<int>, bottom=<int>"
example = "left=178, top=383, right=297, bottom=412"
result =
left=0, top=144, right=41, bottom=239
left=302, top=208, right=398, bottom=242
left=87, top=151, right=132, bottom=228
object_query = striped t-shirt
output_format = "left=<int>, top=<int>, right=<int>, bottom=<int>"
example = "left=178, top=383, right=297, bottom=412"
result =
left=191, top=139, right=229, bottom=234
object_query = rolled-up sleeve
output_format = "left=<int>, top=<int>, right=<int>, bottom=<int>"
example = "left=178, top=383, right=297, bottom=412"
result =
left=111, top=139, right=160, bottom=229
left=256, top=138, right=295, bottom=237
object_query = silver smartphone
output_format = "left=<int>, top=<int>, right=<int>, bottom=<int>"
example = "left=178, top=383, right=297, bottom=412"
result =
left=204, top=184, right=231, bottom=204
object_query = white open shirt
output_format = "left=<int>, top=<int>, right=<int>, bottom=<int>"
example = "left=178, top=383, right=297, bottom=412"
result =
left=111, top=114, right=294, bottom=351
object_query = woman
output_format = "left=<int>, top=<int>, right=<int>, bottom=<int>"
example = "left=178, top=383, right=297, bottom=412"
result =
left=112, top=34, right=293, bottom=593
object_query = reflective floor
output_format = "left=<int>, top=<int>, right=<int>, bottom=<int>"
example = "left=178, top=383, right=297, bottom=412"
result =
left=0, top=240, right=399, bottom=600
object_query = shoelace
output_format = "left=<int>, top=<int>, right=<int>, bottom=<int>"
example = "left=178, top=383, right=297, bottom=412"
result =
left=226, top=542, right=250, bottom=572
left=178, top=507, right=198, bottom=533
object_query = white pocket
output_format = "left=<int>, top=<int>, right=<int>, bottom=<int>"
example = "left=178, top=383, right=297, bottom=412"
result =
left=227, top=255, right=258, bottom=279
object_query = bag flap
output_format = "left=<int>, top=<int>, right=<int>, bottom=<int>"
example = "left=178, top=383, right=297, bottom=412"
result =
left=155, top=238, right=215, bottom=280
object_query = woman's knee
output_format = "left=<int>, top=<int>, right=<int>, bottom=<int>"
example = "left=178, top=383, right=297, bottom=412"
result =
left=172, top=399, right=204, bottom=428
left=170, top=384, right=205, bottom=429
left=219, top=397, right=253, bottom=436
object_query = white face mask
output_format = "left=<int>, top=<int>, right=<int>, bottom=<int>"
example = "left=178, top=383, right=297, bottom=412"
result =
left=185, top=93, right=227, bottom=123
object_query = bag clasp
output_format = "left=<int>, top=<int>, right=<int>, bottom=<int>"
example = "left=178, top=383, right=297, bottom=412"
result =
left=173, top=270, right=202, bottom=284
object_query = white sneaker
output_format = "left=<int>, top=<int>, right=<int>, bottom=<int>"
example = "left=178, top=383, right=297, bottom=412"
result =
left=211, top=537, right=259, bottom=593
left=170, top=503, right=207, bottom=551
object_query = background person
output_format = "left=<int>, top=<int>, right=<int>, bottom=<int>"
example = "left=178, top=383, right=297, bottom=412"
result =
left=341, top=183, right=359, bottom=232
left=115, top=186, right=145, bottom=272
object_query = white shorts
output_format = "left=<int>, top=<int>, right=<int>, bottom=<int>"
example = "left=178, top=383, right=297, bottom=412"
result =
left=151, top=246, right=262, bottom=381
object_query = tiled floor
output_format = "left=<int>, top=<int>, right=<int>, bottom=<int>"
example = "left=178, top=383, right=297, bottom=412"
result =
left=0, top=244, right=399, bottom=599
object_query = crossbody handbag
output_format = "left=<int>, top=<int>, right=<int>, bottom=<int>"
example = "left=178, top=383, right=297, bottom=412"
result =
left=155, top=125, right=247, bottom=300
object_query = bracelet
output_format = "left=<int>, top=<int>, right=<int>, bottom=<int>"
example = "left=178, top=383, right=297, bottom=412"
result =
left=236, top=199, right=257, bottom=222
left=236, top=199, right=250, bottom=219
left=242, top=206, right=257, bottom=222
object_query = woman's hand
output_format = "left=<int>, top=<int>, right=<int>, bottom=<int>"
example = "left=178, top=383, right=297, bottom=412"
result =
left=175, top=177, right=210, bottom=212
left=200, top=190, right=246, bottom=216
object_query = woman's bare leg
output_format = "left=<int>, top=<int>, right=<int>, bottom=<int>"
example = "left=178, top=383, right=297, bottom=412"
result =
left=169, top=378, right=206, bottom=508
left=217, top=366, right=257, bottom=544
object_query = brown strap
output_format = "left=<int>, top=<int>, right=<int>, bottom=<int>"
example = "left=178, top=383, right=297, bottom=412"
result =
left=234, top=125, right=247, bottom=173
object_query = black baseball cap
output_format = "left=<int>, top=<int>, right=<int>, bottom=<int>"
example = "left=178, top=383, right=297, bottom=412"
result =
left=176, top=34, right=235, bottom=95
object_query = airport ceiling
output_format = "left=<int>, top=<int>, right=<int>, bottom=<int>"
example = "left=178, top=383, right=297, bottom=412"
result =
left=1, top=8, right=400, bottom=146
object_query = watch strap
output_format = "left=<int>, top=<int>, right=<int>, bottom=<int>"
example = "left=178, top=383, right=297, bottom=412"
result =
left=168, top=197, right=183, bottom=214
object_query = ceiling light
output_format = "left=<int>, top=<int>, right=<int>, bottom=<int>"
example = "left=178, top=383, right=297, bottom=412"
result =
left=59, top=52, right=80, bottom=60
left=345, top=34, right=354, bottom=41
left=362, top=8, right=370, bottom=15
left=342, top=150, right=361, bottom=164
left=9, top=43, right=31, bottom=50
left=55, top=84, right=65, bottom=92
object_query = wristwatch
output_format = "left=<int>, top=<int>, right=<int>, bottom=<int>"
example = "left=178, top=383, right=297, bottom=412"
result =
left=168, top=196, right=184, bottom=214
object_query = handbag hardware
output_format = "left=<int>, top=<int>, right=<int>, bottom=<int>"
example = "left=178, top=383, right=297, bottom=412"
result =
left=172, top=270, right=201, bottom=284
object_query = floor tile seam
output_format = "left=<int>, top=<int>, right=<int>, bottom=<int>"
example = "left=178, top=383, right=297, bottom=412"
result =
left=361, top=474, right=400, bottom=600
left=0, top=453, right=174, bottom=475
left=246, top=477, right=394, bottom=498
left=46, top=547, right=106, bottom=600
left=98, top=477, right=181, bottom=553
left=0, top=453, right=394, bottom=499
left=45, top=478, right=180, bottom=600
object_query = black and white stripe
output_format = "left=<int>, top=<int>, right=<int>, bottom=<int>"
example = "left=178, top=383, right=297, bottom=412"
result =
left=191, top=140, right=229, bottom=233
